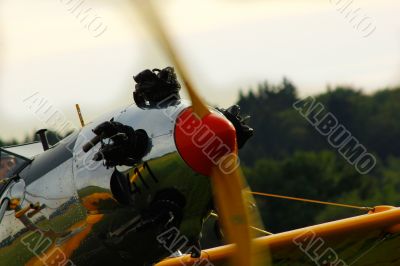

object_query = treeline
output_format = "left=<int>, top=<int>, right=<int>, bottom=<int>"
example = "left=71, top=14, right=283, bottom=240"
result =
left=238, top=79, right=400, bottom=164
left=0, top=130, right=67, bottom=147
left=236, top=80, right=400, bottom=232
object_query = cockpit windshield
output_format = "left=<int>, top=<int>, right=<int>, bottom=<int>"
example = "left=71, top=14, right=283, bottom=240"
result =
left=0, top=149, right=30, bottom=182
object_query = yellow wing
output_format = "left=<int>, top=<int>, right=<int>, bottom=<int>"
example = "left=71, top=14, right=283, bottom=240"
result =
left=157, top=206, right=400, bottom=266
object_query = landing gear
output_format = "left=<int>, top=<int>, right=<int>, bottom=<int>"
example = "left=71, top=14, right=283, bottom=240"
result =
left=137, top=197, right=184, bottom=233
left=189, top=240, right=202, bottom=258
left=103, top=190, right=187, bottom=265
left=106, top=190, right=185, bottom=240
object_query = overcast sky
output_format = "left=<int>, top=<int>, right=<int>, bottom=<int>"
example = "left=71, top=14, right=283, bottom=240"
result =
left=1, top=0, right=399, bottom=141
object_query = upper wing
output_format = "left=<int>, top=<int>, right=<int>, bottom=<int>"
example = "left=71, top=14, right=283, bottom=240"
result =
left=156, top=206, right=400, bottom=266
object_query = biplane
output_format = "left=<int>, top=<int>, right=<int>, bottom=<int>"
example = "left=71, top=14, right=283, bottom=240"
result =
left=1, top=1, right=399, bottom=266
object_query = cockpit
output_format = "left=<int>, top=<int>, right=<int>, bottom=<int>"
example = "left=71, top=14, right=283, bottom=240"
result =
left=0, top=149, right=31, bottom=187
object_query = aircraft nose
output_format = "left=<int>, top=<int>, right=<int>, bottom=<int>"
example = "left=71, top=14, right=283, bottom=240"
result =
left=174, top=108, right=237, bottom=176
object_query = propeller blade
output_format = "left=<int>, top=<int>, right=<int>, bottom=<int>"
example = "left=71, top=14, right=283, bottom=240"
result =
left=211, top=160, right=270, bottom=266
left=134, top=0, right=210, bottom=118
left=133, top=1, right=270, bottom=265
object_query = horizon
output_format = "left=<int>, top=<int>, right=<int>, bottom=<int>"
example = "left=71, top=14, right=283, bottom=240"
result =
left=2, top=80, right=399, bottom=143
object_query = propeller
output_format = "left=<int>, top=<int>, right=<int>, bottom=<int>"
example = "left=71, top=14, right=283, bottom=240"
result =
left=133, top=1, right=270, bottom=265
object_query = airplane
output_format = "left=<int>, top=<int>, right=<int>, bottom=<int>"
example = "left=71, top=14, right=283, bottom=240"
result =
left=0, top=85, right=252, bottom=266
left=1, top=1, right=400, bottom=266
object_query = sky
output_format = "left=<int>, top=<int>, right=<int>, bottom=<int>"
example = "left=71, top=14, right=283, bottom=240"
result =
left=1, top=0, right=399, bottom=141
